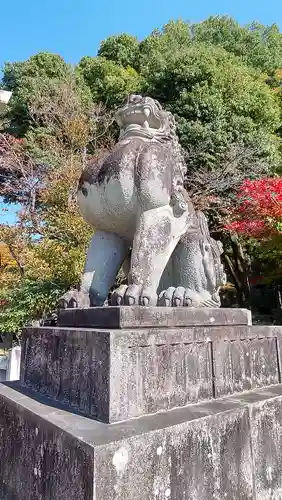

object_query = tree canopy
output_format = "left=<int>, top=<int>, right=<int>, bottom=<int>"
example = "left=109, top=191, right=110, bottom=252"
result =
left=192, top=17, right=282, bottom=75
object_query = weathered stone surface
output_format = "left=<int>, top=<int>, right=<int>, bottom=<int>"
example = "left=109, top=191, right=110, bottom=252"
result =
left=60, top=95, right=226, bottom=309
left=96, top=407, right=253, bottom=500
left=213, top=337, right=280, bottom=397
left=250, top=396, right=282, bottom=499
left=21, top=327, right=111, bottom=422
left=2, top=383, right=282, bottom=499
left=110, top=339, right=213, bottom=420
left=20, top=326, right=214, bottom=421
left=0, top=384, right=94, bottom=500
left=20, top=324, right=282, bottom=422
left=57, top=306, right=252, bottom=329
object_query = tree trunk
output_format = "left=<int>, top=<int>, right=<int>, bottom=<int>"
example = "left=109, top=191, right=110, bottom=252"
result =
left=223, top=235, right=251, bottom=309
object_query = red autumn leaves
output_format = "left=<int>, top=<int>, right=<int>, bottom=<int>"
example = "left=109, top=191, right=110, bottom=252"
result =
left=226, top=178, right=282, bottom=238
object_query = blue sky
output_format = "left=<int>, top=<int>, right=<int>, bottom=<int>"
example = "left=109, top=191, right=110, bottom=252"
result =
left=1, top=0, right=281, bottom=71
left=1, top=0, right=282, bottom=224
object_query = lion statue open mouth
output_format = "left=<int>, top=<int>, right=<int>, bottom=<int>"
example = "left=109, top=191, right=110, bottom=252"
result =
left=116, top=95, right=173, bottom=140
left=60, top=94, right=226, bottom=309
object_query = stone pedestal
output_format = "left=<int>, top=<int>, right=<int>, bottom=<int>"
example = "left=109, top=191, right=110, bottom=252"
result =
left=1, top=307, right=282, bottom=499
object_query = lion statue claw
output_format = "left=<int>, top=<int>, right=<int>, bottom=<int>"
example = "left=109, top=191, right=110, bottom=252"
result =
left=60, top=94, right=226, bottom=308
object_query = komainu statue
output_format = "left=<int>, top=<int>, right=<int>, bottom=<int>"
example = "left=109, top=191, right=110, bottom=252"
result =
left=61, top=94, right=226, bottom=308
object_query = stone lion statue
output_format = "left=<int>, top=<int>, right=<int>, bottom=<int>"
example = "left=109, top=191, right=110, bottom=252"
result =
left=61, top=94, right=226, bottom=308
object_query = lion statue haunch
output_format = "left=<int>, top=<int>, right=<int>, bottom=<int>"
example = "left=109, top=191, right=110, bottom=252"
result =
left=60, top=94, right=226, bottom=309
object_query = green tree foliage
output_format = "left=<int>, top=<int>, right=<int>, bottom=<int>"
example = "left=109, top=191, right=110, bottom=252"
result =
left=192, top=17, right=282, bottom=75
left=3, top=52, right=71, bottom=85
left=98, top=33, right=140, bottom=70
left=140, top=34, right=281, bottom=172
left=78, top=20, right=282, bottom=174
left=0, top=138, right=93, bottom=335
left=0, top=74, right=103, bottom=334
left=139, top=20, right=192, bottom=64
left=0, top=278, right=66, bottom=333
left=77, top=56, right=141, bottom=107
left=1, top=52, right=91, bottom=137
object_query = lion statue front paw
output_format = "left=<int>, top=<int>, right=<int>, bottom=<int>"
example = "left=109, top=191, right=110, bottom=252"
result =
left=110, top=284, right=158, bottom=306
left=58, top=287, right=90, bottom=309
left=157, top=287, right=221, bottom=307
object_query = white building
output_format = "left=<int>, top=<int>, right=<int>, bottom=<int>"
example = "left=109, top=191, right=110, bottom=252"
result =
left=0, top=89, right=12, bottom=113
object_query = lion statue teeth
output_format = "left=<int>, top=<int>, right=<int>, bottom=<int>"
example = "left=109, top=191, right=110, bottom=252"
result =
left=60, top=94, right=226, bottom=309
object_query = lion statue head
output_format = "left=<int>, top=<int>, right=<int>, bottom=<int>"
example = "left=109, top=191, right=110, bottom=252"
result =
left=115, top=94, right=177, bottom=142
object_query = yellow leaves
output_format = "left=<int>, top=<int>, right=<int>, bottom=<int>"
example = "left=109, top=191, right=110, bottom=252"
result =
left=0, top=241, right=22, bottom=291
left=63, top=116, right=91, bottom=149
left=0, top=226, right=28, bottom=269
left=0, top=108, right=94, bottom=313
left=272, top=69, right=282, bottom=95
left=0, top=243, right=16, bottom=269
left=16, top=157, right=92, bottom=287
left=25, top=239, right=87, bottom=285
left=40, top=155, right=83, bottom=207
left=0, top=75, right=104, bottom=331
left=0, top=242, right=20, bottom=291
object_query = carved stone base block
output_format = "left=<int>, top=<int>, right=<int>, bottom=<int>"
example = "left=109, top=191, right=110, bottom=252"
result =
left=1, top=383, right=282, bottom=500
left=57, top=306, right=252, bottom=329
left=21, top=322, right=280, bottom=422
